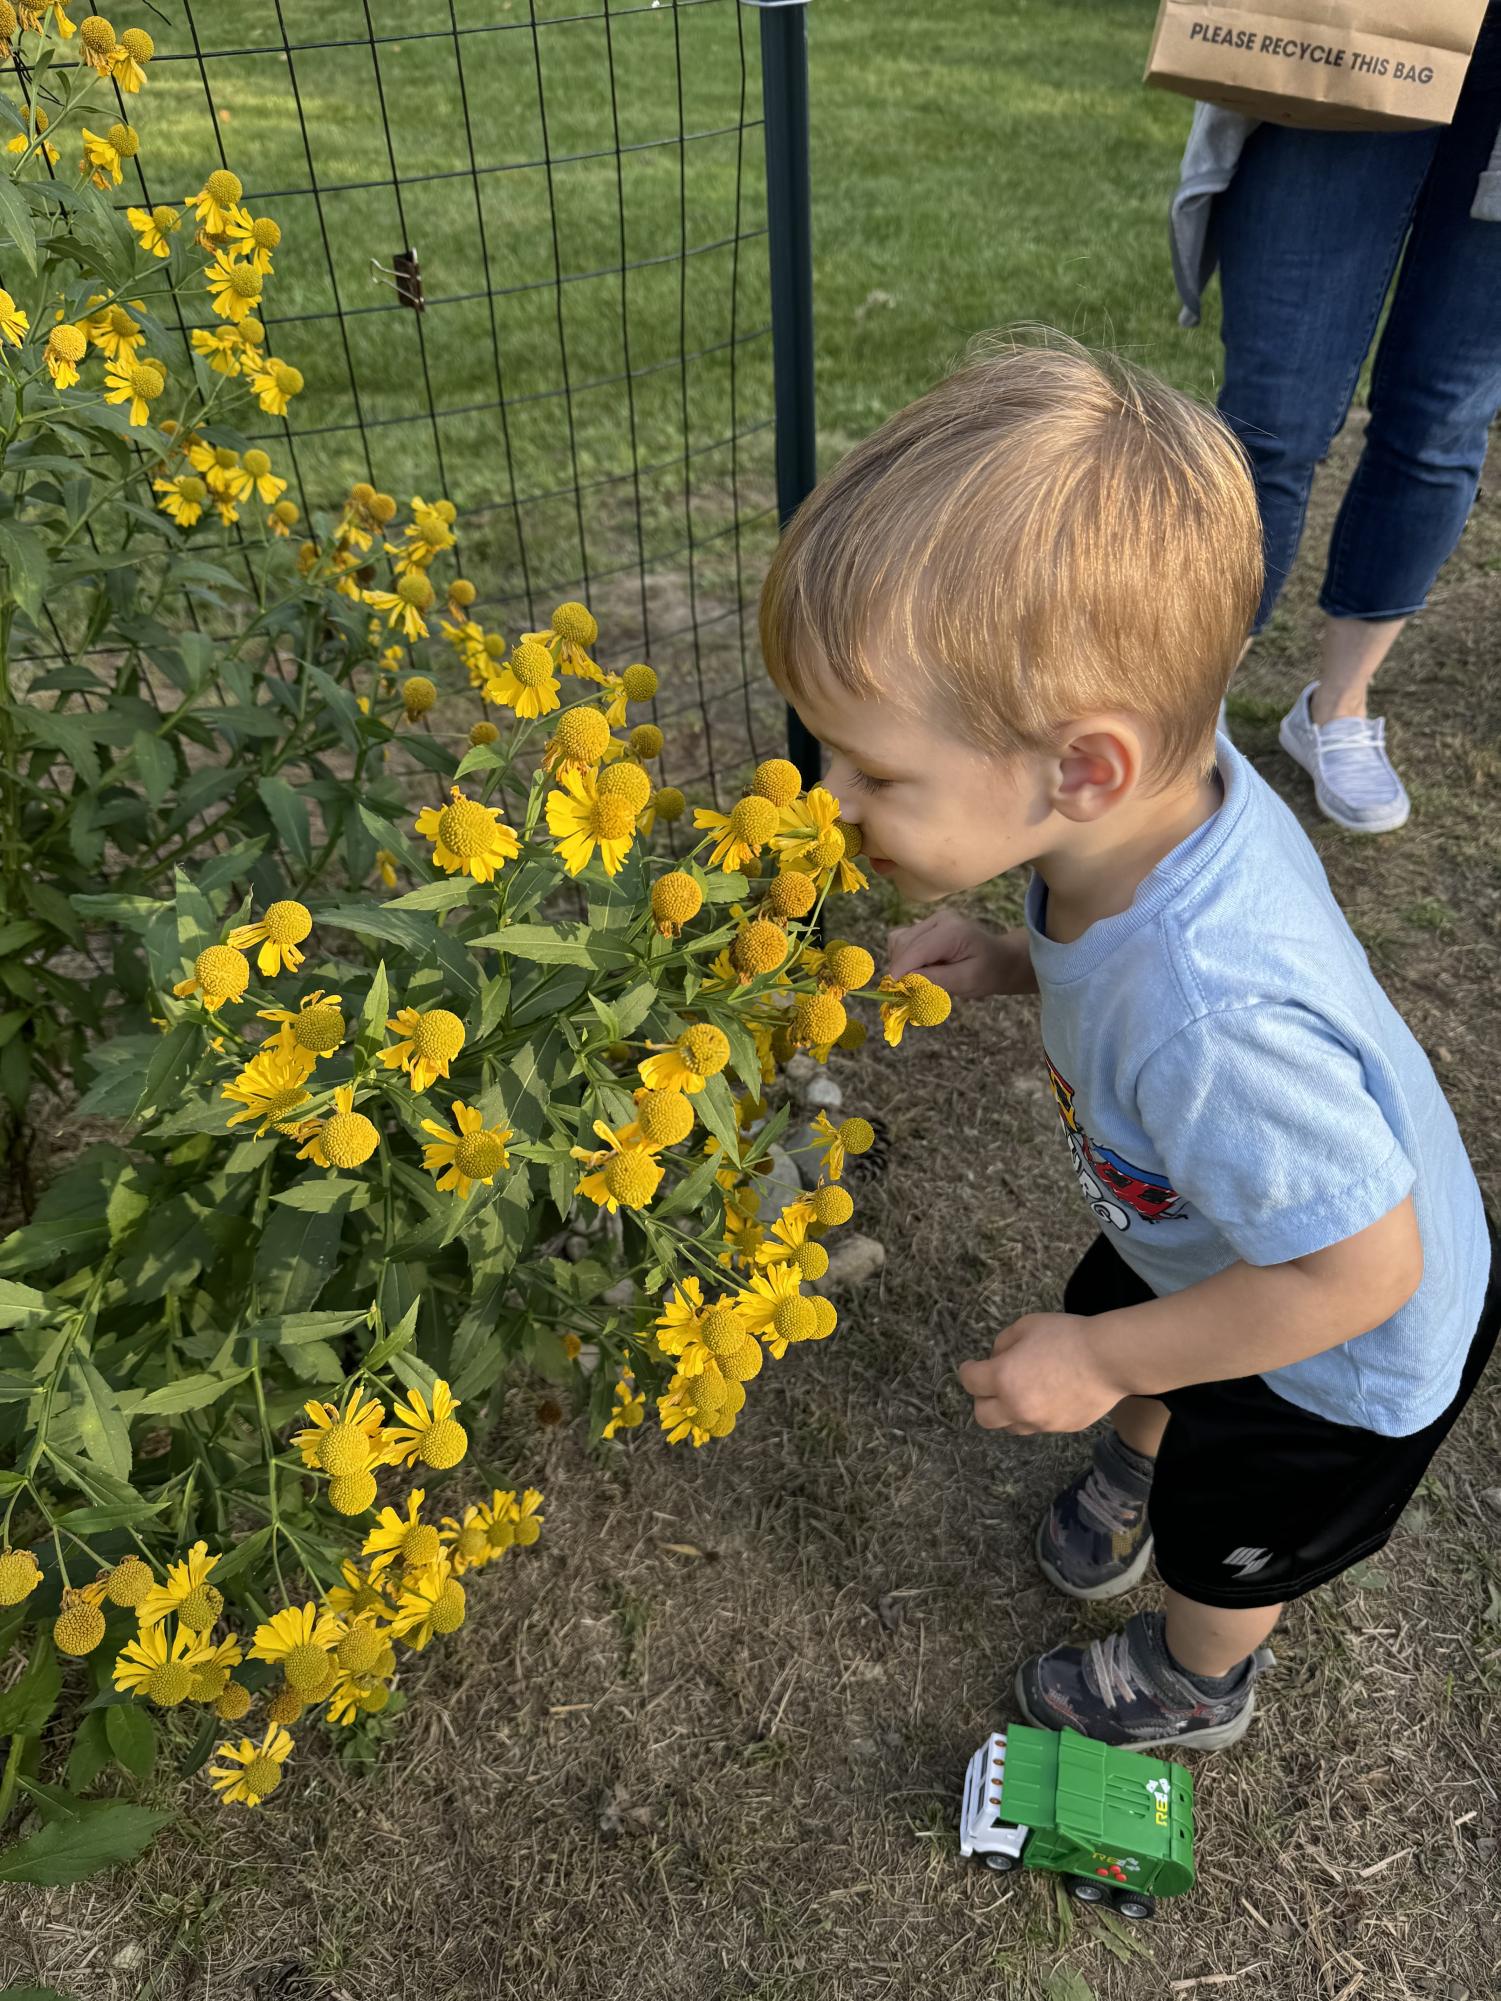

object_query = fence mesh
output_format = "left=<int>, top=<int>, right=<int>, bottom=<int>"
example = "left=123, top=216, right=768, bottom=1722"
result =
left=93, top=0, right=789, bottom=810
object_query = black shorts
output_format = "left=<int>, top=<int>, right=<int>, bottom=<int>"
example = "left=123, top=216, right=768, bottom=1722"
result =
left=1063, top=1224, right=1501, bottom=1609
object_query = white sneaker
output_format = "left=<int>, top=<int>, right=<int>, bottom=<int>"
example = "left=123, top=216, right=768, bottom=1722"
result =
left=1277, top=682, right=1410, bottom=834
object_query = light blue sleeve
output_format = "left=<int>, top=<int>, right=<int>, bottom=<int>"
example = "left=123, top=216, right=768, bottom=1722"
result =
left=1134, top=1004, right=1415, bottom=1267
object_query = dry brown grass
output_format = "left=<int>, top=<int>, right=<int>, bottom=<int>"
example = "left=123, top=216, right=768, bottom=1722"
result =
left=5, top=426, right=1501, bottom=2001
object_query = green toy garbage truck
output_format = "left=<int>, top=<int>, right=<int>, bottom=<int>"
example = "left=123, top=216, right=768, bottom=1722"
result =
left=958, top=1724, right=1195, bottom=1920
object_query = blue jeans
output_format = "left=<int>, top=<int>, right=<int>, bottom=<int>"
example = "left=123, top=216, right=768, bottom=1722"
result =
left=1215, top=1, right=1501, bottom=633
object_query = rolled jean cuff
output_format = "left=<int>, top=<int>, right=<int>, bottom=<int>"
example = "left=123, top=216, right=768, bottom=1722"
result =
left=1317, top=591, right=1431, bottom=622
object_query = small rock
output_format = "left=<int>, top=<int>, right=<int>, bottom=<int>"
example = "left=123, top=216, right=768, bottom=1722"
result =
left=784, top=1053, right=819, bottom=1092
left=1480, top=1487, right=1501, bottom=1514
left=804, top=1072, right=844, bottom=1112
left=811, top=1232, right=886, bottom=1295
left=602, top=1278, right=636, bottom=1309
left=758, top=1141, right=807, bottom=1212
left=564, top=1233, right=591, bottom=1262
left=775, top=1126, right=820, bottom=1189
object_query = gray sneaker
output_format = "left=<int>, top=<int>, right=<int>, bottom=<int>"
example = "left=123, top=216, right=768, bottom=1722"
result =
left=1035, top=1432, right=1154, bottom=1601
left=1278, top=681, right=1410, bottom=833
left=1015, top=1609, right=1272, bottom=1751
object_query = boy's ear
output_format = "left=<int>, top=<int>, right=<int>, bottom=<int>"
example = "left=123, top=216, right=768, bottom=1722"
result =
left=1049, top=719, right=1142, bottom=822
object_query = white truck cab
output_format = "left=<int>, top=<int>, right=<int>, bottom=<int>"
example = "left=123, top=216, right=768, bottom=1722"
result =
left=958, top=1730, right=1031, bottom=1869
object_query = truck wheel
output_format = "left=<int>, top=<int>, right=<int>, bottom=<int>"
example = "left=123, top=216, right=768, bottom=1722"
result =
left=979, top=1852, right=1018, bottom=1874
left=1111, top=1889, right=1156, bottom=1922
left=1067, top=1876, right=1107, bottom=1904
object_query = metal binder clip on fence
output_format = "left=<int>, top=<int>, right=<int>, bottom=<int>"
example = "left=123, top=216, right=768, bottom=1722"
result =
left=370, top=248, right=425, bottom=313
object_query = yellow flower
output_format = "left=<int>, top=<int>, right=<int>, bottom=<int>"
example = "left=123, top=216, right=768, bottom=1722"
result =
left=292, top=1083, right=380, bottom=1171
left=876, top=972, right=952, bottom=1046
left=571, top=1117, right=665, bottom=1215
left=153, top=472, right=208, bottom=527
left=386, top=494, right=457, bottom=572
left=374, top=850, right=399, bottom=890
left=228, top=897, right=312, bottom=976
left=190, top=323, right=250, bottom=376
left=362, top=1489, right=441, bottom=1582
left=419, top=1100, right=513, bottom=1197
left=77, top=12, right=117, bottom=71
left=545, top=766, right=637, bottom=878
left=7, top=101, right=58, bottom=164
left=221, top=447, right=286, bottom=506
left=53, top=1581, right=109, bottom=1656
left=541, top=704, right=615, bottom=776
left=190, top=167, right=247, bottom=236
left=136, top=1540, right=224, bottom=1632
left=257, top=990, right=346, bottom=1061
left=225, top=210, right=281, bottom=274
left=753, top=1199, right=818, bottom=1269
left=601, top=1369, right=646, bottom=1439
left=84, top=297, right=143, bottom=361
left=80, top=122, right=135, bottom=187
left=0, top=289, right=30, bottom=347
left=439, top=1504, right=495, bottom=1577
left=324, top=1559, right=391, bottom=1621
left=111, top=23, right=153, bottom=91
left=733, top=1262, right=818, bottom=1360
left=522, top=600, right=600, bottom=680
left=414, top=787, right=520, bottom=883
left=384, top=1380, right=467, bottom=1471
left=363, top=570, right=435, bottom=641
left=388, top=1555, right=466, bottom=1651
left=172, top=942, right=250, bottom=1011
left=103, top=355, right=165, bottom=427
left=806, top=1110, right=874, bottom=1184
left=268, top=498, right=299, bottom=538
left=205, top=248, right=263, bottom=323
left=0, top=1548, right=42, bottom=1606
left=481, top=637, right=561, bottom=720
left=113, top=1620, right=217, bottom=1706
left=127, top=202, right=181, bottom=258
left=222, top=1044, right=314, bottom=1135
left=773, top=784, right=866, bottom=891
left=43, top=322, right=87, bottom=389
left=293, top=1383, right=387, bottom=1473
left=249, top=1602, right=341, bottom=1690
left=247, top=354, right=304, bottom=416
left=693, top=793, right=780, bottom=872
left=381, top=1006, right=465, bottom=1095
left=636, top=1023, right=731, bottom=1097
left=209, top=1723, right=294, bottom=1807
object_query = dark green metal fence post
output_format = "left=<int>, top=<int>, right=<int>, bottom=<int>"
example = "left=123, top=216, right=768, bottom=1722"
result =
left=750, top=0, right=821, bottom=786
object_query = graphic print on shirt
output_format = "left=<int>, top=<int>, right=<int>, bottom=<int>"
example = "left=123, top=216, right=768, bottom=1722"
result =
left=1044, top=1052, right=1188, bottom=1233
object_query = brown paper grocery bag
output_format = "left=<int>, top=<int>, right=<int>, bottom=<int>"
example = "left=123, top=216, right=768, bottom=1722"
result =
left=1145, top=0, right=1489, bottom=130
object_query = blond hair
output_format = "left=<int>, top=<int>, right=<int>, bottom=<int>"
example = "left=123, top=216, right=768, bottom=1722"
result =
left=759, top=332, right=1263, bottom=788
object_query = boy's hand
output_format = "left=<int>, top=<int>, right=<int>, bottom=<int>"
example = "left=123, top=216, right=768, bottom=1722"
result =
left=887, top=913, right=1036, bottom=998
left=958, top=1313, right=1124, bottom=1435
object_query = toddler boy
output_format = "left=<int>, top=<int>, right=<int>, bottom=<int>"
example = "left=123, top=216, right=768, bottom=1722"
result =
left=759, top=336, right=1498, bottom=1749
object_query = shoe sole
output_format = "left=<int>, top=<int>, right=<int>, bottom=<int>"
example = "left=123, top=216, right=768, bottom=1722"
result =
left=1013, top=1666, right=1257, bottom=1751
left=1278, top=714, right=1410, bottom=834
left=1034, top=1519, right=1155, bottom=1602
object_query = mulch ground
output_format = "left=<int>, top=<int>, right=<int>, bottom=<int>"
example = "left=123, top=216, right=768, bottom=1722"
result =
left=7, top=419, right=1501, bottom=2001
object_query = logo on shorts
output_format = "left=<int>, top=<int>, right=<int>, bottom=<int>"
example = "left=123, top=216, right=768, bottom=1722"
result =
left=1224, top=1545, right=1273, bottom=1578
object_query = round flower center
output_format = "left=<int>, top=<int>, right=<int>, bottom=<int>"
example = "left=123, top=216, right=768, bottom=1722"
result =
left=430, top=1580, right=467, bottom=1635
left=898, top=974, right=952, bottom=1026
left=510, top=639, right=554, bottom=688
left=214, top=445, right=238, bottom=470
left=147, top=1660, right=194, bottom=1706
left=456, top=1524, right=489, bottom=1565
left=604, top=1150, right=657, bottom=1210
left=418, top=1416, right=468, bottom=1469
left=401, top=1523, right=442, bottom=1569
left=328, top=1469, right=376, bottom=1516
left=178, top=477, right=207, bottom=505
left=751, top=758, right=802, bottom=808
left=409, top=1009, right=464, bottom=1064
left=54, top=1599, right=105, bottom=1656
left=216, top=1682, right=251, bottom=1721
left=0, top=1550, right=41, bottom=1605
left=292, top=1005, right=344, bottom=1054
left=767, top=870, right=816, bottom=919
left=650, top=786, right=686, bottom=822
left=732, top=920, right=787, bottom=977
left=794, top=994, right=847, bottom=1046
left=128, top=362, right=164, bottom=398
left=396, top=572, right=434, bottom=609
left=453, top=1130, right=506, bottom=1182
left=812, top=1183, right=853, bottom=1227
left=651, top=872, right=701, bottom=929
left=628, top=724, right=663, bottom=760
left=551, top=600, right=596, bottom=646
left=228, top=264, right=262, bottom=300
left=470, top=721, right=498, bottom=746
left=178, top=1582, right=223, bottom=1631
left=252, top=217, right=281, bottom=249
left=282, top=1641, right=329, bottom=1692
left=836, top=818, right=864, bottom=858
left=773, top=1296, right=818, bottom=1343
left=402, top=676, right=436, bottom=715
left=262, top=898, right=311, bottom=945
left=121, top=27, right=154, bottom=60
left=807, top=829, right=846, bottom=869
left=149, top=206, right=179, bottom=237
left=436, top=797, right=495, bottom=859
left=105, top=1555, right=152, bottom=1607
left=195, top=944, right=248, bottom=1001
left=205, top=168, right=243, bottom=206
left=241, top=317, right=265, bottom=345
left=274, top=363, right=303, bottom=394
left=792, top=1241, right=830, bottom=1280
left=80, top=15, right=117, bottom=55
left=320, top=1111, right=379, bottom=1168
left=588, top=793, right=637, bottom=841
left=687, top=1373, right=731, bottom=1421
left=596, top=762, right=651, bottom=813
left=728, top=795, right=779, bottom=848
left=49, top=325, right=87, bottom=362
left=190, top=1665, right=229, bottom=1701
left=680, top=1024, right=730, bottom=1078
left=635, top=1089, right=693, bottom=1147
left=700, top=1308, right=746, bottom=1357
left=242, top=449, right=272, bottom=479
left=621, top=662, right=657, bottom=701
left=243, top=1756, right=283, bottom=1800
left=486, top=1516, right=517, bottom=1551
left=265, top=1087, right=306, bottom=1126
left=317, top=1421, right=370, bottom=1477
left=553, top=708, right=610, bottom=764
left=838, top=1117, right=875, bottom=1155
left=336, top=1623, right=384, bottom=1674
left=824, top=944, right=874, bottom=992
left=450, top=578, right=476, bottom=607
left=273, top=500, right=299, bottom=525
left=108, top=123, right=138, bottom=156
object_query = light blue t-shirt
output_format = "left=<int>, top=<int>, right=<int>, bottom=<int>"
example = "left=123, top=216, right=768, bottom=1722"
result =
left=1024, top=734, right=1490, bottom=1436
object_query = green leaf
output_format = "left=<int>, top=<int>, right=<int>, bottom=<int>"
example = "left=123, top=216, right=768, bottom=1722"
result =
left=270, top=1177, right=368, bottom=1213
left=0, top=172, right=37, bottom=274
left=469, top=921, right=633, bottom=971
left=692, top=1074, right=742, bottom=1164
left=364, top=1299, right=420, bottom=1372
left=354, top=960, right=390, bottom=1063
left=130, top=730, right=176, bottom=808
left=0, top=1801, right=174, bottom=1885
left=243, top=1307, right=365, bottom=1347
left=131, top=1022, right=199, bottom=1124
left=1044, top=1973, right=1095, bottom=2001
left=64, top=1708, right=111, bottom=1794
left=105, top=1704, right=156, bottom=1781
left=0, top=1278, right=47, bottom=1329
left=383, top=879, right=478, bottom=914
left=653, top=1149, right=722, bottom=1224
left=122, top=1369, right=251, bottom=1417
left=70, top=1358, right=131, bottom=1482
left=17, top=703, right=97, bottom=784
left=0, top=1643, right=60, bottom=1735
left=209, top=1524, right=271, bottom=1587
left=257, top=775, right=312, bottom=872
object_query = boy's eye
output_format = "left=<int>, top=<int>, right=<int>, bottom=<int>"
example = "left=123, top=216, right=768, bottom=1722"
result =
left=849, top=768, right=892, bottom=794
